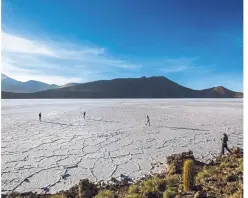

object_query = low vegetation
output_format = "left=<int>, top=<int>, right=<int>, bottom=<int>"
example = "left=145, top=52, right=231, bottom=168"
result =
left=4, top=148, right=243, bottom=198
left=94, top=190, right=115, bottom=198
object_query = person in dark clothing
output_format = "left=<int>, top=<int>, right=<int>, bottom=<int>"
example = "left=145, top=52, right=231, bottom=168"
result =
left=146, top=115, right=150, bottom=126
left=221, top=133, right=232, bottom=155
left=83, top=111, right=86, bottom=119
left=39, top=113, right=41, bottom=122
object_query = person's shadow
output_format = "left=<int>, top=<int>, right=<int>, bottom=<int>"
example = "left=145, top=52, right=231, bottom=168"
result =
left=159, top=125, right=209, bottom=131
left=42, top=121, right=70, bottom=126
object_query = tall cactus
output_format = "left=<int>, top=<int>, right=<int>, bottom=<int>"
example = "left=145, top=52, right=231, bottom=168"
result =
left=183, top=159, right=194, bottom=192
left=78, top=180, right=83, bottom=198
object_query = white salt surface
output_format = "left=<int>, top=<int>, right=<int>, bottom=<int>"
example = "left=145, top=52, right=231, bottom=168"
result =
left=1, top=99, right=243, bottom=194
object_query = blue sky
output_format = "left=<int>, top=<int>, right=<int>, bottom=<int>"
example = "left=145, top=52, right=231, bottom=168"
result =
left=1, top=0, right=243, bottom=91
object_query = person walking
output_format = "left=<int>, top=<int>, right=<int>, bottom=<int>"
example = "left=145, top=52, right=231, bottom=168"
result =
left=83, top=111, right=86, bottom=120
left=39, top=113, right=41, bottom=122
left=221, top=133, right=232, bottom=155
left=146, top=115, right=150, bottom=126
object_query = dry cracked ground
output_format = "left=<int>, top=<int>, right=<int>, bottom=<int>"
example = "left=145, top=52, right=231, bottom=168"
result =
left=1, top=99, right=243, bottom=194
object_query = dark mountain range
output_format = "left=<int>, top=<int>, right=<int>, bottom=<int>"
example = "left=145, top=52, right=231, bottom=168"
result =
left=1, top=76, right=243, bottom=99
left=1, top=74, right=59, bottom=93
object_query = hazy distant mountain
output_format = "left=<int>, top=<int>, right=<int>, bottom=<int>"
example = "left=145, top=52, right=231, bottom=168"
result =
left=1, top=74, right=59, bottom=93
left=59, top=83, right=81, bottom=88
left=1, top=74, right=8, bottom=80
left=1, top=76, right=243, bottom=99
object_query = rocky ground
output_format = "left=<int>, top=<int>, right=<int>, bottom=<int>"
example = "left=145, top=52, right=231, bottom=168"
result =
left=3, top=147, right=243, bottom=198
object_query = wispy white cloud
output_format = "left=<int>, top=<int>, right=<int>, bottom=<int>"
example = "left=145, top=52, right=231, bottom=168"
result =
left=1, top=32, right=216, bottom=86
left=2, top=32, right=55, bottom=56
left=1, top=31, right=141, bottom=85
left=161, top=65, right=188, bottom=73
left=1, top=57, right=82, bottom=85
left=158, top=57, right=198, bottom=73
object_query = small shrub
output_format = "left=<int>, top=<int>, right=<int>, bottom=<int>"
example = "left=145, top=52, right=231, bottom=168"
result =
left=165, top=175, right=180, bottom=187
left=206, top=166, right=219, bottom=175
left=238, top=159, right=243, bottom=172
left=229, top=190, right=243, bottom=198
left=140, top=179, right=157, bottom=193
left=48, top=194, right=65, bottom=198
left=128, top=185, right=140, bottom=194
left=153, top=177, right=167, bottom=191
left=163, top=187, right=176, bottom=198
left=125, top=194, right=143, bottom=198
left=139, top=176, right=167, bottom=193
left=126, top=177, right=168, bottom=197
left=94, top=190, right=115, bottom=198
left=195, top=170, right=209, bottom=183
left=220, top=162, right=228, bottom=169
left=196, top=166, right=220, bottom=184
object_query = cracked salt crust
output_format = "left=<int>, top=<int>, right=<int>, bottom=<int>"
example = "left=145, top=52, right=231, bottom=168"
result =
left=1, top=99, right=243, bottom=194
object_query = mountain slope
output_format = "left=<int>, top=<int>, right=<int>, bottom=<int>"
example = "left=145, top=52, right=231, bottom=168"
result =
left=1, top=76, right=243, bottom=99
left=1, top=74, right=59, bottom=93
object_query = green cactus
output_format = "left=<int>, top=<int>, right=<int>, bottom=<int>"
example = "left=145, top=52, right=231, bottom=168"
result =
left=78, top=181, right=83, bottom=198
left=183, top=159, right=194, bottom=192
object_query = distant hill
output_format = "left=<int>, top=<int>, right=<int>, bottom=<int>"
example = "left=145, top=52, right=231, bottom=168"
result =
left=1, top=76, right=243, bottom=99
left=1, top=74, right=59, bottom=93
left=200, top=86, right=243, bottom=98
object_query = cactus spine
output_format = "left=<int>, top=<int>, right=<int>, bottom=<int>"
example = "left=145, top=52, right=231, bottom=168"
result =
left=183, top=159, right=194, bottom=192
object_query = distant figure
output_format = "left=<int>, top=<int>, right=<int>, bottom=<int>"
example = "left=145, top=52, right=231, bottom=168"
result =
left=221, top=133, right=231, bottom=155
left=39, top=113, right=41, bottom=122
left=83, top=111, right=86, bottom=119
left=146, top=115, right=150, bottom=126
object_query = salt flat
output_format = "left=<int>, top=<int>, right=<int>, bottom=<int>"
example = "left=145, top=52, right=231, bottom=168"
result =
left=1, top=99, right=243, bottom=194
